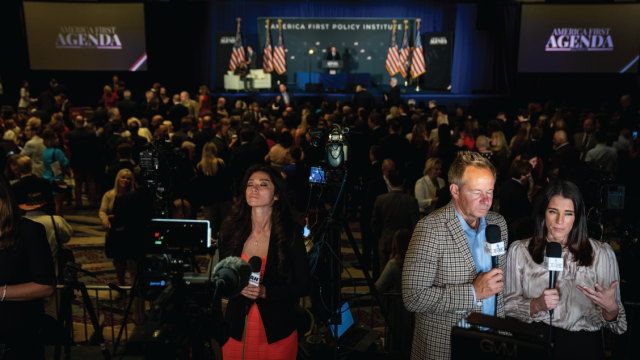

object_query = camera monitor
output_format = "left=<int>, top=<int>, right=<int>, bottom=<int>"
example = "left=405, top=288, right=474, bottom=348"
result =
left=309, top=167, right=326, bottom=184
left=147, top=219, right=212, bottom=255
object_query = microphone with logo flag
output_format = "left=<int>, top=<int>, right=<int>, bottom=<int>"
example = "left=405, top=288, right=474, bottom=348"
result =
left=483, top=224, right=505, bottom=316
left=544, top=242, right=563, bottom=317
left=246, top=256, right=262, bottom=314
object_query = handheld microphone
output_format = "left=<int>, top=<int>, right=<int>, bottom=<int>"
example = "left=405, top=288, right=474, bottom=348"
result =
left=211, top=256, right=251, bottom=298
left=248, top=256, right=262, bottom=287
left=484, top=224, right=506, bottom=268
left=545, top=242, right=563, bottom=316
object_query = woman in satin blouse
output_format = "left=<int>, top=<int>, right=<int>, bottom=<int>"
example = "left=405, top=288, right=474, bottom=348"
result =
left=505, top=180, right=626, bottom=360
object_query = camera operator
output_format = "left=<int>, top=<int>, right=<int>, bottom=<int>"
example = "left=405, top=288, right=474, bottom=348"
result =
left=221, top=165, right=310, bottom=359
left=0, top=177, right=55, bottom=359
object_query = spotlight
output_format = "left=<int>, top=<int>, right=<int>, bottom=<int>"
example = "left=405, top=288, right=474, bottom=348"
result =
left=309, top=49, right=314, bottom=54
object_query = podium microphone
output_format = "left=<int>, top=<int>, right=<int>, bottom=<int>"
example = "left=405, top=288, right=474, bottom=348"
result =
left=484, top=225, right=505, bottom=316
left=545, top=242, right=563, bottom=317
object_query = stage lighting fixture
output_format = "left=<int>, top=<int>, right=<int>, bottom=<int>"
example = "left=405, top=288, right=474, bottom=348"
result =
left=309, top=49, right=314, bottom=54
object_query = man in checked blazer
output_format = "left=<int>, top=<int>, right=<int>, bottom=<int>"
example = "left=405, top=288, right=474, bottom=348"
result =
left=402, top=152, right=508, bottom=360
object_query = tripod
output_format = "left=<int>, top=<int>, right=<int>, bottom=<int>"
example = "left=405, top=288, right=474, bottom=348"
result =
left=54, top=264, right=112, bottom=360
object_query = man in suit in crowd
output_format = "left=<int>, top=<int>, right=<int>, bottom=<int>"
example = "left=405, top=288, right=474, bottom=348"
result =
left=106, top=119, right=126, bottom=164
left=362, top=159, right=395, bottom=280
left=403, top=152, right=508, bottom=360
left=20, top=124, right=46, bottom=178
left=168, top=94, right=189, bottom=130
left=573, top=117, right=596, bottom=161
left=549, top=130, right=580, bottom=171
left=12, top=156, right=55, bottom=215
left=103, top=108, right=121, bottom=139
left=351, top=84, right=376, bottom=112
left=326, top=46, right=341, bottom=61
left=172, top=117, right=192, bottom=147
left=277, top=84, right=297, bottom=113
left=362, top=145, right=383, bottom=195
left=230, top=128, right=264, bottom=196
left=117, top=90, right=138, bottom=122
left=248, top=102, right=264, bottom=123
left=213, top=118, right=233, bottom=166
left=139, top=91, right=155, bottom=118
left=245, top=45, right=257, bottom=69
left=192, top=115, right=216, bottom=163
left=499, top=159, right=533, bottom=242
left=372, top=172, right=419, bottom=271
left=397, top=104, right=412, bottom=137
left=105, top=143, right=137, bottom=192
left=180, top=91, right=200, bottom=119
left=380, top=120, right=410, bottom=171
left=387, top=77, right=401, bottom=107
left=126, top=121, right=148, bottom=164
left=367, top=112, right=387, bottom=150
left=67, top=116, right=100, bottom=208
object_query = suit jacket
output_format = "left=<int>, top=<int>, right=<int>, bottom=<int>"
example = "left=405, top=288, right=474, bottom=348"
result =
left=230, top=142, right=264, bottom=189
left=112, top=185, right=155, bottom=259
left=67, top=127, right=100, bottom=170
left=183, top=99, right=200, bottom=119
left=371, top=190, right=419, bottom=253
left=380, top=133, right=410, bottom=166
left=168, top=103, right=189, bottom=130
left=326, top=52, right=341, bottom=61
left=402, top=202, right=508, bottom=360
left=12, top=174, right=55, bottom=215
left=246, top=51, right=258, bottom=69
left=117, top=99, right=139, bottom=121
left=368, top=126, right=388, bottom=150
left=20, top=136, right=46, bottom=178
left=364, top=176, right=390, bottom=222
left=499, top=179, right=533, bottom=241
left=212, top=135, right=231, bottom=166
left=549, top=143, right=580, bottom=170
left=388, top=85, right=402, bottom=107
left=192, top=128, right=215, bottom=161
left=251, top=132, right=269, bottom=158
left=352, top=90, right=376, bottom=112
left=362, top=161, right=383, bottom=193
left=277, top=91, right=297, bottom=110
left=573, top=132, right=596, bottom=160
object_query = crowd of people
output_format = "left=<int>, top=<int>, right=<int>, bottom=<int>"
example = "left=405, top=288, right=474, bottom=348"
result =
left=0, top=75, right=638, bottom=359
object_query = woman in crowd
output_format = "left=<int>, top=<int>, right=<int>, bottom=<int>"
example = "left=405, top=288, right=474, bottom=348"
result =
left=475, top=135, right=494, bottom=163
left=408, top=120, right=429, bottom=163
left=386, top=106, right=399, bottom=122
left=375, top=229, right=414, bottom=359
left=4, top=154, right=22, bottom=184
left=137, top=118, right=153, bottom=142
left=3, top=119, right=19, bottom=144
left=221, top=165, right=310, bottom=360
left=265, top=131, right=292, bottom=173
left=42, top=130, right=70, bottom=216
left=505, top=180, right=626, bottom=359
left=0, top=176, right=55, bottom=359
left=196, top=143, right=233, bottom=240
left=510, top=122, right=532, bottom=157
left=18, top=80, right=33, bottom=109
left=491, top=130, right=511, bottom=184
left=99, top=85, right=118, bottom=109
left=281, top=146, right=308, bottom=214
left=47, top=114, right=70, bottom=158
left=414, top=158, right=445, bottom=218
left=100, top=168, right=135, bottom=287
left=198, top=85, right=211, bottom=117
left=462, top=118, right=479, bottom=150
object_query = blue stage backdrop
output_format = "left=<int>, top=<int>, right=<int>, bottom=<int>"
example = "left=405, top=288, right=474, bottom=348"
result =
left=256, top=18, right=416, bottom=90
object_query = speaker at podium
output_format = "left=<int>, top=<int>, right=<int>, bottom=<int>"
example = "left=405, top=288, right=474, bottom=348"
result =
left=323, top=60, right=343, bottom=75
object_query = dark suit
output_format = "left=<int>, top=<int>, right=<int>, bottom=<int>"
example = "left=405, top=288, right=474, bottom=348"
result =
left=168, top=104, right=189, bottom=130
left=549, top=143, right=580, bottom=170
left=212, top=135, right=231, bottom=166
left=67, top=126, right=101, bottom=206
left=117, top=99, right=139, bottom=121
left=380, top=133, right=410, bottom=169
left=499, top=179, right=532, bottom=242
left=230, top=142, right=265, bottom=196
left=388, top=85, right=402, bottom=107
left=326, top=52, right=341, bottom=61
left=113, top=185, right=155, bottom=260
left=362, top=176, right=390, bottom=279
left=352, top=90, right=376, bottom=112
left=573, top=132, right=596, bottom=161
left=252, top=133, right=269, bottom=158
left=372, top=190, right=419, bottom=271
left=277, top=92, right=297, bottom=110
left=12, top=174, right=55, bottom=214
left=192, top=128, right=215, bottom=162
left=128, top=134, right=148, bottom=164
left=106, top=134, right=124, bottom=164
left=246, top=51, right=257, bottom=69
left=368, top=126, right=388, bottom=150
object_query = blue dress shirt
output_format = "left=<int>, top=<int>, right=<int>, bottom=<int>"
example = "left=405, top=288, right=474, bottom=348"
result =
left=453, top=205, right=496, bottom=320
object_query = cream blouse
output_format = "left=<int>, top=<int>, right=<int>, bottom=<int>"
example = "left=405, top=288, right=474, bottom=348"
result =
left=504, top=238, right=626, bottom=334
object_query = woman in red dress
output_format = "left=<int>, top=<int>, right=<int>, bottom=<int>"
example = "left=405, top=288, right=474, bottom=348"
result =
left=100, top=85, right=119, bottom=109
left=198, top=85, right=212, bottom=117
left=221, top=165, right=310, bottom=360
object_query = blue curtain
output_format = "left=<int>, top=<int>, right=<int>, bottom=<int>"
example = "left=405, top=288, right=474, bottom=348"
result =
left=492, top=3, right=521, bottom=95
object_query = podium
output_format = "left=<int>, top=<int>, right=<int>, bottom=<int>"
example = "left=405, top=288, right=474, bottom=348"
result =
left=322, top=60, right=343, bottom=75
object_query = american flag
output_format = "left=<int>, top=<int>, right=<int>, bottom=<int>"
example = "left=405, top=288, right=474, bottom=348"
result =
left=398, top=23, right=411, bottom=78
left=385, top=25, right=400, bottom=76
left=274, top=22, right=287, bottom=75
left=263, top=23, right=273, bottom=73
left=411, top=21, right=426, bottom=78
left=229, top=25, right=245, bottom=71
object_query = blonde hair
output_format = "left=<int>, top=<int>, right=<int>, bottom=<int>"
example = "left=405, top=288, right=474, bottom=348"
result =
left=423, top=157, right=443, bottom=176
left=197, top=142, right=226, bottom=176
left=475, top=135, right=490, bottom=149
left=491, top=131, right=509, bottom=152
left=199, top=85, right=210, bottom=95
left=114, top=168, right=135, bottom=193
left=103, top=85, right=112, bottom=94
left=447, top=151, right=496, bottom=187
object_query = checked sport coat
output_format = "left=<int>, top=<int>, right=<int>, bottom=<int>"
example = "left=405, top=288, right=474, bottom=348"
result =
left=402, top=201, right=508, bottom=360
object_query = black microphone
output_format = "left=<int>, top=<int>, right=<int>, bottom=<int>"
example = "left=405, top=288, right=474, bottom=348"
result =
left=545, top=242, right=563, bottom=316
left=484, top=224, right=505, bottom=269
left=211, top=256, right=251, bottom=298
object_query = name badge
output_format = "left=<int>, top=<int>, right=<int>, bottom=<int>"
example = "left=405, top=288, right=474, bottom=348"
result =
left=483, top=241, right=505, bottom=256
left=544, top=257, right=564, bottom=271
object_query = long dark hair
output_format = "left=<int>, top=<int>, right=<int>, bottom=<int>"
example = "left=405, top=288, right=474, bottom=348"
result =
left=0, top=175, right=23, bottom=251
left=528, top=180, right=593, bottom=266
left=222, top=165, right=302, bottom=275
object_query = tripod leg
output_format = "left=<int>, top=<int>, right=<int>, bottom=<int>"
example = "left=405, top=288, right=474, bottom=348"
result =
left=341, top=219, right=397, bottom=341
left=113, top=277, right=138, bottom=355
left=78, top=284, right=112, bottom=360
left=53, top=286, right=70, bottom=360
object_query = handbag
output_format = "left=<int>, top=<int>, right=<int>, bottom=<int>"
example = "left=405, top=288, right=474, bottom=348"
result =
left=51, top=215, right=75, bottom=283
